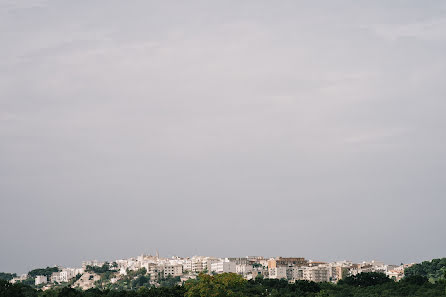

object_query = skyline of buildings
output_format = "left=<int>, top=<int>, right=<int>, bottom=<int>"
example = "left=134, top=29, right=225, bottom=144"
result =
left=9, top=253, right=413, bottom=291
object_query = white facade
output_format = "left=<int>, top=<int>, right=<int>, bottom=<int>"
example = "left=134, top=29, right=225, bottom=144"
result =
left=11, top=274, right=28, bottom=284
left=35, top=275, right=47, bottom=286
left=59, top=269, right=76, bottom=282
left=289, top=267, right=304, bottom=280
left=50, top=272, right=61, bottom=283
left=82, top=260, right=104, bottom=268
left=205, top=258, right=220, bottom=273
left=302, top=266, right=330, bottom=282
left=268, top=267, right=287, bottom=279
left=182, top=259, right=192, bottom=272
left=210, top=261, right=237, bottom=274
left=192, top=259, right=206, bottom=272
left=236, top=264, right=253, bottom=275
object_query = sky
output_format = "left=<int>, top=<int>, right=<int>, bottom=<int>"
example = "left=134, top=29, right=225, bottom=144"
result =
left=1, top=0, right=446, bottom=274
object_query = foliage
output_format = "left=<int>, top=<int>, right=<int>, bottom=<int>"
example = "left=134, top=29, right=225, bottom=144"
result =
left=85, top=263, right=117, bottom=274
left=17, top=278, right=35, bottom=287
left=338, top=272, right=393, bottom=287
left=106, top=267, right=149, bottom=290
left=185, top=273, right=246, bottom=297
left=28, top=267, right=60, bottom=278
left=244, top=278, right=321, bottom=296
left=0, top=272, right=17, bottom=281
left=0, top=279, right=37, bottom=297
left=404, top=258, right=446, bottom=281
left=1, top=271, right=446, bottom=297
left=159, top=275, right=181, bottom=288
left=401, top=275, right=430, bottom=286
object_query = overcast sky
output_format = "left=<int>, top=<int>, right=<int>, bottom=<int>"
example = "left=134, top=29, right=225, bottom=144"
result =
left=1, top=0, right=446, bottom=274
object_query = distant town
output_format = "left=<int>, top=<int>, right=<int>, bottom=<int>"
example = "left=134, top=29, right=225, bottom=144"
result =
left=7, top=254, right=413, bottom=291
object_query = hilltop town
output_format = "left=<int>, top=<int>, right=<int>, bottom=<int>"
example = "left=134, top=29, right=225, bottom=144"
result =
left=8, top=254, right=412, bottom=291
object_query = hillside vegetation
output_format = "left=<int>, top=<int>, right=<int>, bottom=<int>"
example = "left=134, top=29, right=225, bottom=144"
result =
left=1, top=271, right=446, bottom=297
left=404, top=258, right=446, bottom=282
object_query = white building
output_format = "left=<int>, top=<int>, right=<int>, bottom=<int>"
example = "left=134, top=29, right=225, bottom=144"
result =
left=35, top=275, right=47, bottom=286
left=302, top=266, right=330, bottom=282
left=192, top=258, right=206, bottom=272
left=10, top=274, right=28, bottom=284
left=82, top=260, right=104, bottom=268
left=236, top=264, right=253, bottom=275
left=289, top=267, right=304, bottom=280
left=50, top=272, right=61, bottom=283
left=182, top=259, right=192, bottom=272
left=59, top=269, right=76, bottom=282
left=210, top=260, right=237, bottom=274
left=205, top=258, right=220, bottom=273
left=119, top=267, right=127, bottom=276
left=182, top=257, right=207, bottom=272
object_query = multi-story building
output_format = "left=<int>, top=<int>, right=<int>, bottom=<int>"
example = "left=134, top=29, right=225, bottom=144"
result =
left=182, top=256, right=220, bottom=273
left=182, top=259, right=192, bottom=272
left=228, top=258, right=251, bottom=265
left=50, top=272, right=61, bottom=283
left=333, top=266, right=350, bottom=281
left=268, top=257, right=308, bottom=269
left=204, top=258, right=220, bottom=273
left=210, top=260, right=237, bottom=274
left=35, top=275, right=47, bottom=286
left=182, top=257, right=207, bottom=273
left=163, top=264, right=183, bottom=277
left=290, top=266, right=304, bottom=280
left=192, top=259, right=205, bottom=272
left=302, top=266, right=330, bottom=282
left=268, top=266, right=287, bottom=279
left=236, top=264, right=253, bottom=275
left=59, top=269, right=76, bottom=282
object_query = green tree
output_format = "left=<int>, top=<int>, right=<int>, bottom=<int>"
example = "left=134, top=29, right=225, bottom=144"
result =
left=339, top=272, right=393, bottom=287
left=185, top=273, right=246, bottom=297
left=0, top=273, right=17, bottom=281
left=404, top=258, right=446, bottom=281
left=28, top=267, right=59, bottom=278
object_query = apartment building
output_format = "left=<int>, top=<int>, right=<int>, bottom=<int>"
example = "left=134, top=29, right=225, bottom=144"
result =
left=210, top=260, right=237, bottom=274
left=268, top=266, right=287, bottom=279
left=236, top=264, right=253, bottom=275
left=268, top=257, right=308, bottom=269
left=163, top=264, right=183, bottom=277
left=302, top=266, right=330, bottom=282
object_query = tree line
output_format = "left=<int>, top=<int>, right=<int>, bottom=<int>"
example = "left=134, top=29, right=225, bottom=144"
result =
left=1, top=271, right=446, bottom=297
left=404, top=258, right=446, bottom=282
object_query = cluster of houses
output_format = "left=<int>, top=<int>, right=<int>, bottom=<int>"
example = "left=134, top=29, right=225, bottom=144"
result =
left=10, top=254, right=412, bottom=290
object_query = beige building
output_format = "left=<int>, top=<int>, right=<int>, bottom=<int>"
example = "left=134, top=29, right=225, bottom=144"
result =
left=163, top=264, right=183, bottom=277
left=268, top=257, right=308, bottom=269
left=268, top=266, right=287, bottom=279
